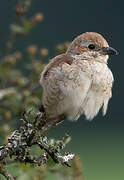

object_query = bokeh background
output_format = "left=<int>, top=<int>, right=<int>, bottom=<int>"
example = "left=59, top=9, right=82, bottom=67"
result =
left=0, top=0, right=124, bottom=179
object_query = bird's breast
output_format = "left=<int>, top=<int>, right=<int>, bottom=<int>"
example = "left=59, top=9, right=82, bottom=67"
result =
left=65, top=61, right=113, bottom=120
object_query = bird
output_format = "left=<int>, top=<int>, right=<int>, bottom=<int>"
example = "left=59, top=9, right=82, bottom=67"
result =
left=40, top=32, right=118, bottom=123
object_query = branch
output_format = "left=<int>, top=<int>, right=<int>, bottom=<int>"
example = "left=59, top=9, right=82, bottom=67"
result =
left=0, top=108, right=74, bottom=179
left=0, top=166, right=15, bottom=180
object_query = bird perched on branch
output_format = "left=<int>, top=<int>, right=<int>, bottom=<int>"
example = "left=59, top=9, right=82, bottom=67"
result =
left=40, top=32, right=117, bottom=123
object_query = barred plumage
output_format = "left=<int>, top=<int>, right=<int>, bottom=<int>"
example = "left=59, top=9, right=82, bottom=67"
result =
left=40, top=32, right=117, bottom=121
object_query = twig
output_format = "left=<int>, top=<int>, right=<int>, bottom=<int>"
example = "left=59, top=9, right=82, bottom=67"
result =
left=0, top=109, right=74, bottom=179
left=0, top=163, right=15, bottom=180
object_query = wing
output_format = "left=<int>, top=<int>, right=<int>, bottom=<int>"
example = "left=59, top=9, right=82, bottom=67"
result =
left=40, top=54, right=92, bottom=120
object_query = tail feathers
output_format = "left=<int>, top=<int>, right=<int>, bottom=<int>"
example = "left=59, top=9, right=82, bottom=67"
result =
left=41, top=114, right=66, bottom=134
left=103, top=99, right=109, bottom=116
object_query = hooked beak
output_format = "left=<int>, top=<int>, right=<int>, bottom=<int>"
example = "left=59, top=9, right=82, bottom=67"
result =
left=102, top=47, right=118, bottom=55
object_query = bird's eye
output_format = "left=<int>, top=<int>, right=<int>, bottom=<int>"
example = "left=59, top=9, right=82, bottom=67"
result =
left=88, top=44, right=95, bottom=50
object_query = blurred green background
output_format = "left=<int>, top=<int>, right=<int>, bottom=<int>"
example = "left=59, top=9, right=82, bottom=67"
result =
left=0, top=0, right=124, bottom=179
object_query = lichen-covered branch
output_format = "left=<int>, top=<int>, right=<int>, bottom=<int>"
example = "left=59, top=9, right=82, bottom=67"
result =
left=0, top=108, right=74, bottom=179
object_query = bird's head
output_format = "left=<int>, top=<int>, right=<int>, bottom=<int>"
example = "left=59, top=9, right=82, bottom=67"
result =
left=66, top=32, right=118, bottom=63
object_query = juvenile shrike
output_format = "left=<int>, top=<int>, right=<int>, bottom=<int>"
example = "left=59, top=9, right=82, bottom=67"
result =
left=40, top=32, right=117, bottom=123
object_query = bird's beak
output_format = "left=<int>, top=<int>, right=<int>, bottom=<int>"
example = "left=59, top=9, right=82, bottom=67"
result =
left=102, top=47, right=118, bottom=55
